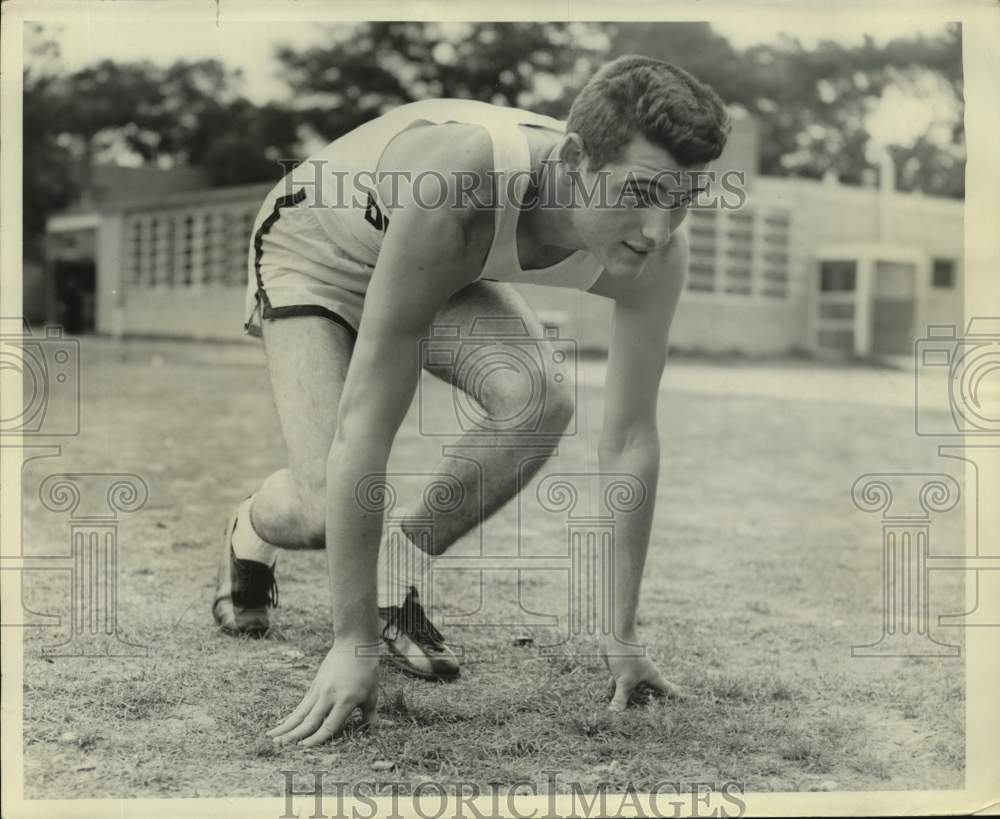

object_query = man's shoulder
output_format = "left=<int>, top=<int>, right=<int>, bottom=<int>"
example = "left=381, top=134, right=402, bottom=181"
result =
left=378, top=122, right=496, bottom=243
left=381, top=120, right=494, bottom=178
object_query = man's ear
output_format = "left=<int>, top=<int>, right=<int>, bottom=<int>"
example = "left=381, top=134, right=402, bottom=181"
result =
left=559, top=132, right=589, bottom=172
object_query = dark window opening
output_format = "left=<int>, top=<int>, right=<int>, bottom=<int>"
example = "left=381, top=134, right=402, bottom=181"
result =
left=932, top=258, right=956, bottom=289
left=820, top=260, right=857, bottom=292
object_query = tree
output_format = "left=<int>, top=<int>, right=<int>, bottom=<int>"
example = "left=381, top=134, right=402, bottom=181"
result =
left=23, top=15, right=964, bottom=260
left=275, top=22, right=610, bottom=140
left=609, top=23, right=964, bottom=197
left=22, top=35, right=301, bottom=243
left=23, top=26, right=80, bottom=238
left=37, top=58, right=299, bottom=177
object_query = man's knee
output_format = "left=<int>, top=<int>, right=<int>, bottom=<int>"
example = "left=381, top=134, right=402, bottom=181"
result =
left=484, top=374, right=574, bottom=435
left=258, top=467, right=327, bottom=549
left=543, top=388, right=575, bottom=434
left=292, top=472, right=327, bottom=549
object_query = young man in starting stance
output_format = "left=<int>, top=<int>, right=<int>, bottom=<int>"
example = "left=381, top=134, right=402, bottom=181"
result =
left=212, top=55, right=730, bottom=745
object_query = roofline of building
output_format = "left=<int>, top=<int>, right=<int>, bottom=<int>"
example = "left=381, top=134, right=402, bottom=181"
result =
left=49, top=181, right=275, bottom=223
left=47, top=212, right=101, bottom=234
left=45, top=172, right=963, bottom=228
left=754, top=175, right=964, bottom=211
left=813, top=241, right=931, bottom=262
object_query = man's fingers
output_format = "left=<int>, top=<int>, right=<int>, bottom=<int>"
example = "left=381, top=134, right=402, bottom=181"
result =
left=608, top=678, right=633, bottom=712
left=360, top=690, right=378, bottom=726
left=275, top=698, right=333, bottom=745
left=299, top=699, right=362, bottom=748
left=644, top=672, right=687, bottom=701
left=268, top=689, right=318, bottom=738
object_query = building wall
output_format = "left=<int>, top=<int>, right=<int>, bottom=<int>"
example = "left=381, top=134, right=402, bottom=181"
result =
left=62, top=165, right=963, bottom=355
left=88, top=184, right=271, bottom=340
left=754, top=177, right=965, bottom=336
left=121, top=286, right=250, bottom=341
left=527, top=176, right=964, bottom=357
left=516, top=284, right=803, bottom=356
left=887, top=196, right=964, bottom=332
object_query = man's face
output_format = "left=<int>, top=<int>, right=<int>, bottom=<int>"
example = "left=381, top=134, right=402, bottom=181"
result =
left=568, top=134, right=708, bottom=277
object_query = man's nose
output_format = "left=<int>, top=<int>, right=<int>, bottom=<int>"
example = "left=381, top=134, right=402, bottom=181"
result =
left=640, top=208, right=673, bottom=248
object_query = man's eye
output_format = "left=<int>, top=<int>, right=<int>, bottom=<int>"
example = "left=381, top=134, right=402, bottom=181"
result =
left=634, top=187, right=653, bottom=206
left=621, top=184, right=645, bottom=206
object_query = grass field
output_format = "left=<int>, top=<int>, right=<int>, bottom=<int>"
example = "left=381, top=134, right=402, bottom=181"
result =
left=19, top=338, right=965, bottom=798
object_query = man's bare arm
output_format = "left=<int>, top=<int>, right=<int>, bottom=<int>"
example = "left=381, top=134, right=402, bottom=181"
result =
left=597, top=227, right=689, bottom=709
left=269, top=146, right=484, bottom=746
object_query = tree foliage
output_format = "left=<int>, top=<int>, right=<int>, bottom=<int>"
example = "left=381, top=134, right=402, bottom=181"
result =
left=23, top=29, right=80, bottom=238
left=23, top=20, right=965, bottom=247
left=274, top=22, right=609, bottom=139
left=23, top=25, right=299, bottom=240
left=608, top=22, right=964, bottom=195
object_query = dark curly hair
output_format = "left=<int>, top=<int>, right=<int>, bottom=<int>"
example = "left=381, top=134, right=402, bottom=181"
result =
left=566, top=55, right=731, bottom=169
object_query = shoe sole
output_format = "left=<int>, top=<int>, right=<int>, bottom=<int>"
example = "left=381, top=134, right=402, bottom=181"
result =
left=381, top=641, right=460, bottom=681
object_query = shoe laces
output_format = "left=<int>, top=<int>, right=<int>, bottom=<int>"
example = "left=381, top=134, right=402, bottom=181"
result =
left=381, top=588, right=444, bottom=650
left=235, top=558, right=279, bottom=609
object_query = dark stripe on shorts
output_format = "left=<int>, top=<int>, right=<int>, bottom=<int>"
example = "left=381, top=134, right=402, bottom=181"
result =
left=253, top=188, right=308, bottom=311
left=249, top=188, right=359, bottom=341
left=261, top=305, right=358, bottom=340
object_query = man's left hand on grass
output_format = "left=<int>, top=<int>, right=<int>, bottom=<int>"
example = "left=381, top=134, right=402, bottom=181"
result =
left=600, top=639, right=687, bottom=711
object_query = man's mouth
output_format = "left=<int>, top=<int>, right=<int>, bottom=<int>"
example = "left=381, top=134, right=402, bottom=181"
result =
left=622, top=242, right=653, bottom=257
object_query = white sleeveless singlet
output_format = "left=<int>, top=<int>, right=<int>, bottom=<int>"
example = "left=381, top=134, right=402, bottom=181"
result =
left=247, top=99, right=605, bottom=305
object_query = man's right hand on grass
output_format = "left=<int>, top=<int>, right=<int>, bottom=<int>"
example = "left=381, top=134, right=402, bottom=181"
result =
left=268, top=644, right=379, bottom=747
left=265, top=149, right=482, bottom=748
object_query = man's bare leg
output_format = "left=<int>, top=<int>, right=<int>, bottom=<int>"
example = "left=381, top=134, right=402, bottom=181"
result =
left=243, top=285, right=567, bottom=561
left=250, top=316, right=355, bottom=550
left=402, top=281, right=574, bottom=556
left=213, top=315, right=354, bottom=635
left=370, top=281, right=571, bottom=674
left=220, top=314, right=460, bottom=678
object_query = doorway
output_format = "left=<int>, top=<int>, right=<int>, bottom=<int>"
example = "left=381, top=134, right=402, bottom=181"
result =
left=52, top=260, right=97, bottom=334
left=871, top=260, right=917, bottom=356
